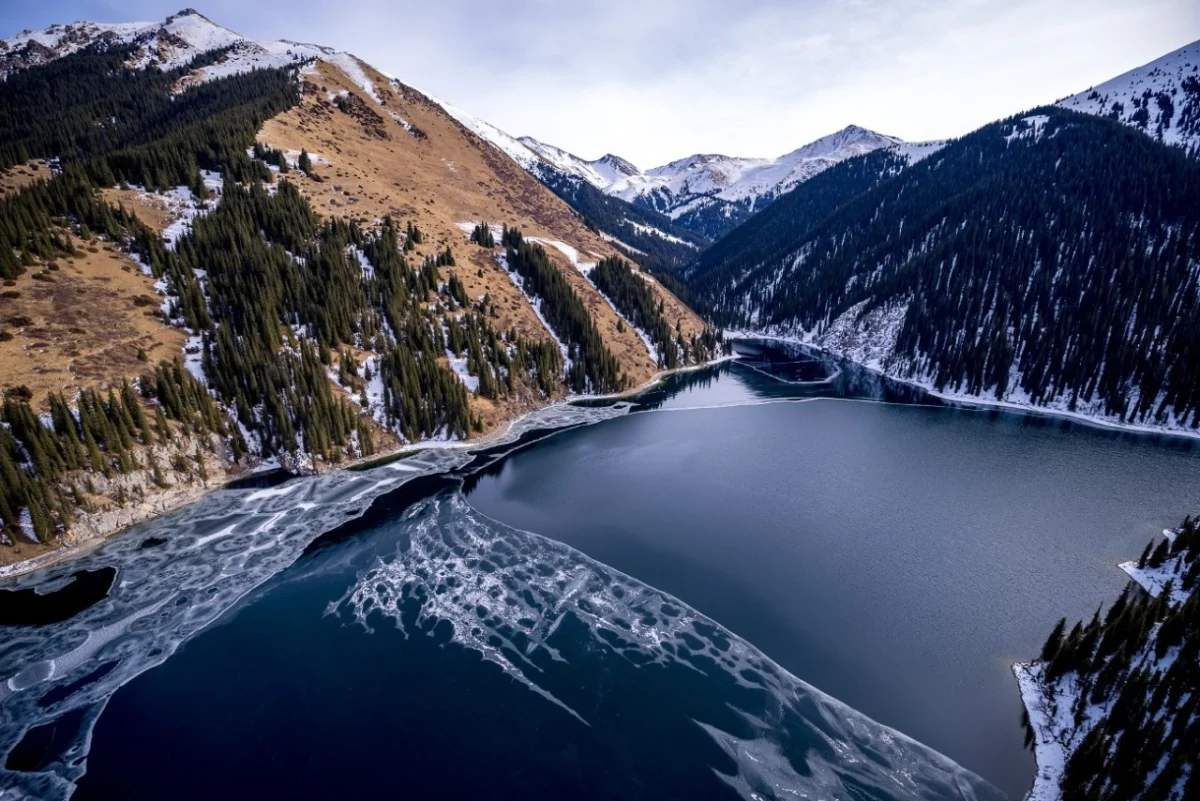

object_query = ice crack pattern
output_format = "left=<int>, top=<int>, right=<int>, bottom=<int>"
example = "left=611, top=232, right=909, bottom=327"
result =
left=0, top=401, right=630, bottom=801
left=335, top=493, right=1004, bottom=801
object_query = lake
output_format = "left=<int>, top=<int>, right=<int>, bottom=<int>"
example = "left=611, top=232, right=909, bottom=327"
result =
left=2, top=341, right=1196, bottom=800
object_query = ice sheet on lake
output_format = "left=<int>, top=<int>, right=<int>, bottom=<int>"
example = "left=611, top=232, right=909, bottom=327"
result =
left=335, top=493, right=1004, bottom=801
left=0, top=401, right=630, bottom=800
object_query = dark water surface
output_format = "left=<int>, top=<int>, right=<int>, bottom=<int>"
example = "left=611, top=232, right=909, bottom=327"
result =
left=2, top=343, right=1196, bottom=800
left=467, top=343, right=1200, bottom=797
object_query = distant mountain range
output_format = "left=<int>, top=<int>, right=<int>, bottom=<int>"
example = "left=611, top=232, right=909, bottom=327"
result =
left=442, top=102, right=912, bottom=241
left=521, top=124, right=901, bottom=207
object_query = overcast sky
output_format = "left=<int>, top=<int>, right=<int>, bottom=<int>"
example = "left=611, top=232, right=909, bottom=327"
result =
left=3, top=0, right=1198, bottom=167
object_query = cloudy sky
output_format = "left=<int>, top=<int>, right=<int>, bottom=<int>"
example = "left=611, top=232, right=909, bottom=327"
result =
left=3, top=0, right=1198, bottom=167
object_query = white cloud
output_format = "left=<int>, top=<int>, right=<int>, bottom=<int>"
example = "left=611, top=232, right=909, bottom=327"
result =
left=5, top=0, right=1198, bottom=166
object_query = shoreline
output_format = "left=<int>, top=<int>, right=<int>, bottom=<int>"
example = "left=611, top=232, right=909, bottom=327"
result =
left=725, top=331, right=1200, bottom=442
left=0, top=354, right=735, bottom=581
left=1011, top=661, right=1067, bottom=801
left=1009, top=532, right=1189, bottom=801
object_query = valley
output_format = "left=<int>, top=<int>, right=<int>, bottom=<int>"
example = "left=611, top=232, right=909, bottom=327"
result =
left=0, top=6, right=1197, bottom=801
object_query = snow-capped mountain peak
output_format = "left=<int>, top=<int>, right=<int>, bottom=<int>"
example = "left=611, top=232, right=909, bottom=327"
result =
left=0, top=9, right=242, bottom=77
left=778, top=124, right=902, bottom=162
left=0, top=8, right=378, bottom=95
left=515, top=136, right=641, bottom=189
left=600, top=124, right=903, bottom=213
left=592, top=153, right=641, bottom=183
left=1057, top=38, right=1200, bottom=150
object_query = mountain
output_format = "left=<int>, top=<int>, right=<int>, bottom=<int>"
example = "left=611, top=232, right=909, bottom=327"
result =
left=1057, top=38, right=1200, bottom=151
left=0, top=7, right=356, bottom=83
left=435, top=102, right=709, bottom=275
left=685, top=105, right=1200, bottom=435
left=0, top=9, right=720, bottom=564
left=517, top=136, right=640, bottom=188
left=510, top=125, right=903, bottom=240
left=626, top=124, right=903, bottom=206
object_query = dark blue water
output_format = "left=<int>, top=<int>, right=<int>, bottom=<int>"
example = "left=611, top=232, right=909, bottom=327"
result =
left=467, top=344, right=1200, bottom=796
left=2, top=342, right=1196, bottom=800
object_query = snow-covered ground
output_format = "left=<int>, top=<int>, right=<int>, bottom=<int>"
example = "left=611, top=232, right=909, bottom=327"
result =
left=1013, top=662, right=1096, bottom=801
left=890, top=140, right=948, bottom=164
left=1118, top=530, right=1193, bottom=605
left=526, top=237, right=598, bottom=274
left=626, top=220, right=697, bottom=248
left=1006, top=115, right=1051, bottom=145
left=156, top=172, right=225, bottom=247
left=598, top=231, right=646, bottom=255
left=444, top=350, right=480, bottom=393
left=1057, top=38, right=1200, bottom=151
left=725, top=323, right=1200, bottom=440
left=1014, top=527, right=1195, bottom=801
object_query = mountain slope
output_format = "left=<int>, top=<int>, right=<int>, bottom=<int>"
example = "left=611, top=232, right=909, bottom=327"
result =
left=1057, top=38, right=1200, bottom=151
left=684, top=147, right=910, bottom=297
left=433, top=102, right=709, bottom=274
left=688, top=106, right=1200, bottom=434
left=0, top=9, right=719, bottom=564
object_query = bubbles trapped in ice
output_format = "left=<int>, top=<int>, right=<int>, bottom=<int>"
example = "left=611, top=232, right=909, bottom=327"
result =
left=334, top=493, right=1001, bottom=801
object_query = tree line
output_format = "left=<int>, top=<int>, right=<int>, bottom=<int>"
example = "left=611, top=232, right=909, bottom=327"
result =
left=1027, top=516, right=1200, bottom=801
left=590, top=255, right=725, bottom=369
left=501, top=226, right=626, bottom=394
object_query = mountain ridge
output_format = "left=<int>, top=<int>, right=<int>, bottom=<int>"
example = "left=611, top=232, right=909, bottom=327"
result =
left=685, top=105, right=1200, bottom=437
left=511, top=124, right=904, bottom=239
left=1056, top=38, right=1200, bottom=151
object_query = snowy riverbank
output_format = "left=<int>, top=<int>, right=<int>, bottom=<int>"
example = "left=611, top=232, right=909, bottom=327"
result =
left=724, top=331, right=1200, bottom=441
left=1013, top=526, right=1196, bottom=801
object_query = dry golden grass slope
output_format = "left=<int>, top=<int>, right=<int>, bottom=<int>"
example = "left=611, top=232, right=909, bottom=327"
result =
left=0, top=159, right=52, bottom=200
left=0, top=228, right=186, bottom=412
left=256, top=59, right=708, bottom=393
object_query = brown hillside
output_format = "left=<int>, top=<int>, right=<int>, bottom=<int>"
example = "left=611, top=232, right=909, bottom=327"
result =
left=0, top=232, right=186, bottom=411
left=255, top=59, right=706, bottom=391
left=0, top=159, right=52, bottom=201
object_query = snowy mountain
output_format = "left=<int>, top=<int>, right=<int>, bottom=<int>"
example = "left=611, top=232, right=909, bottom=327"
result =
left=0, top=9, right=240, bottom=78
left=686, top=106, right=1200, bottom=436
left=507, top=125, right=902, bottom=240
left=619, top=125, right=901, bottom=209
left=0, top=8, right=380, bottom=95
left=517, top=136, right=641, bottom=188
left=1057, top=38, right=1200, bottom=150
